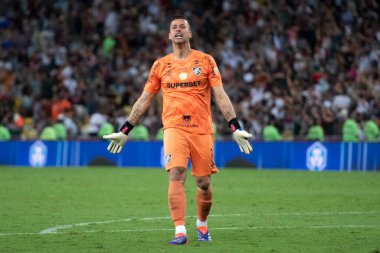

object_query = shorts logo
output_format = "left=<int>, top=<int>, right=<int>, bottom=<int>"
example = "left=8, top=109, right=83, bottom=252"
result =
left=183, top=115, right=191, bottom=123
left=165, top=154, right=172, bottom=164
left=192, top=66, right=201, bottom=76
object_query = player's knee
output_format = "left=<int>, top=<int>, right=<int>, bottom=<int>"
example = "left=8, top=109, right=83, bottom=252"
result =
left=197, top=178, right=211, bottom=191
left=169, top=167, right=187, bottom=181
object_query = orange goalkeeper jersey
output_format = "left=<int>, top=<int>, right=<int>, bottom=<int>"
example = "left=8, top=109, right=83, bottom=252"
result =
left=144, top=50, right=222, bottom=134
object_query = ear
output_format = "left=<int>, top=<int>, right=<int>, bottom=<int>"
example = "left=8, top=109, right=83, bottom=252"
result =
left=189, top=30, right=192, bottom=39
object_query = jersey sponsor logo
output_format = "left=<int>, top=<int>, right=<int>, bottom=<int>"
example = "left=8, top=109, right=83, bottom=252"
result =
left=175, top=123, right=199, bottom=128
left=192, top=66, right=201, bottom=76
left=166, top=81, right=201, bottom=88
left=179, top=72, right=188, bottom=80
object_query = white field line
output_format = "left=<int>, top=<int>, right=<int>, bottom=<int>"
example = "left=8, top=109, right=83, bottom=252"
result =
left=41, top=211, right=380, bottom=234
left=39, top=214, right=250, bottom=234
left=0, top=211, right=379, bottom=237
left=72, top=224, right=380, bottom=233
left=266, top=211, right=380, bottom=216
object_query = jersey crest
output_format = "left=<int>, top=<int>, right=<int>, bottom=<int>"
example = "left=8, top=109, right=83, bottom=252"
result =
left=192, top=66, right=202, bottom=76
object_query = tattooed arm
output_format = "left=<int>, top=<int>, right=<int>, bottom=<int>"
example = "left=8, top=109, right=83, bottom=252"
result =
left=127, top=91, right=156, bottom=125
left=212, top=85, right=253, bottom=154
left=103, top=90, right=156, bottom=154
left=211, top=86, right=236, bottom=122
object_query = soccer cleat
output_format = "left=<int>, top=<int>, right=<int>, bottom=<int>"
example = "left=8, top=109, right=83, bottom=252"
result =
left=197, top=226, right=211, bottom=242
left=168, top=233, right=188, bottom=245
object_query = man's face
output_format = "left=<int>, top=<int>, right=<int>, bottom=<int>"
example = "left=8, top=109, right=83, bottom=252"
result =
left=168, top=19, right=192, bottom=43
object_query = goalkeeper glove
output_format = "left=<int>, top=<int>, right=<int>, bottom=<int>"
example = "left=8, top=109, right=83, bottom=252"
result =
left=103, top=132, right=128, bottom=154
left=229, top=118, right=253, bottom=155
left=103, top=121, right=134, bottom=154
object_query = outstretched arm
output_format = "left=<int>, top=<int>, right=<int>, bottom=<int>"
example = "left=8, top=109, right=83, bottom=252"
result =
left=212, top=86, right=254, bottom=154
left=127, top=91, right=156, bottom=125
left=103, top=91, right=156, bottom=154
left=212, top=86, right=236, bottom=122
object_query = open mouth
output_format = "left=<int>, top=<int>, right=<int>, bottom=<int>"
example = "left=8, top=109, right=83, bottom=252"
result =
left=175, top=33, right=183, bottom=39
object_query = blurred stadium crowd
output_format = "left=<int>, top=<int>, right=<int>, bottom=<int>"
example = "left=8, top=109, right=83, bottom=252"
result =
left=0, top=0, right=379, bottom=141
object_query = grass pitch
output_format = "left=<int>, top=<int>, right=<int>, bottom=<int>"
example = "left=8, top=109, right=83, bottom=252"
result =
left=0, top=167, right=379, bottom=253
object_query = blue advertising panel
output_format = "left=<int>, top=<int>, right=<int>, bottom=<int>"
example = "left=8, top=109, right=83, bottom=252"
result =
left=0, top=140, right=379, bottom=171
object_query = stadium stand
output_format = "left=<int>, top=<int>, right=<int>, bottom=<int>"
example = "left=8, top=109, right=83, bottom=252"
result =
left=0, top=0, right=379, bottom=141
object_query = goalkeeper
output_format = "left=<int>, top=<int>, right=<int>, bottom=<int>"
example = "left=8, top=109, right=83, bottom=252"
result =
left=103, top=14, right=253, bottom=245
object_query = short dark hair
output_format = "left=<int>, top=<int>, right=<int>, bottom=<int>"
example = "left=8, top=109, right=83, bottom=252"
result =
left=170, top=14, right=191, bottom=29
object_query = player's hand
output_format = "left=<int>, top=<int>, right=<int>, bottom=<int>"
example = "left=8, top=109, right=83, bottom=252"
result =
left=233, top=129, right=253, bottom=154
left=103, top=132, right=128, bottom=154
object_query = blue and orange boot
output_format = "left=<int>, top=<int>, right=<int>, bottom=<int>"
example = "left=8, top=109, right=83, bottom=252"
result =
left=168, top=233, right=189, bottom=245
left=197, top=226, right=211, bottom=242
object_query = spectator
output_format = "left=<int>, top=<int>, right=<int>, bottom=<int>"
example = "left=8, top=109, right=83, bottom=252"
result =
left=263, top=124, right=282, bottom=141
left=155, top=127, right=163, bottom=140
left=263, top=116, right=282, bottom=141
left=54, top=121, right=67, bottom=140
left=85, top=110, right=107, bottom=137
left=0, top=125, right=11, bottom=141
left=363, top=116, right=379, bottom=142
left=20, top=118, right=38, bottom=140
left=98, top=122, right=114, bottom=139
left=0, top=0, right=379, bottom=141
left=128, top=125, right=149, bottom=141
left=40, top=126, right=58, bottom=141
left=307, top=118, right=324, bottom=142
left=342, top=118, right=360, bottom=142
